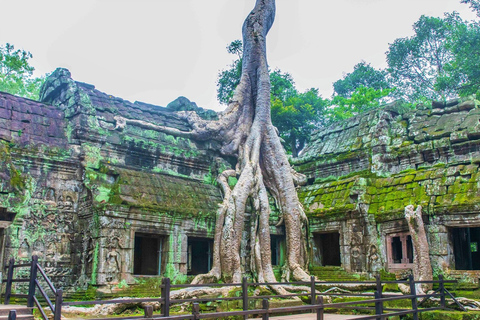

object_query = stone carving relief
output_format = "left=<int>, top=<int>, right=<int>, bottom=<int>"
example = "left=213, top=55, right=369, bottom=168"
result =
left=367, top=245, right=379, bottom=272
left=350, top=246, right=363, bottom=272
left=45, top=188, right=56, bottom=203
left=18, top=239, right=30, bottom=259
left=105, top=236, right=122, bottom=283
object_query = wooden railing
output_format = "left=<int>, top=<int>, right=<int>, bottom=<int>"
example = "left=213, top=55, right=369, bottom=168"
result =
left=62, top=275, right=464, bottom=319
left=2, top=256, right=466, bottom=320
left=3, top=256, right=62, bottom=320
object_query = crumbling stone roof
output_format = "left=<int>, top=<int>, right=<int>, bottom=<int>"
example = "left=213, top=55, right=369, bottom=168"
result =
left=1, top=68, right=223, bottom=218
left=296, top=99, right=480, bottom=221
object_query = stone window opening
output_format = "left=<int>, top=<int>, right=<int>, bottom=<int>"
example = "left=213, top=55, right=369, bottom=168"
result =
left=451, top=227, right=480, bottom=270
left=187, top=237, right=213, bottom=275
left=386, top=232, right=414, bottom=270
left=313, top=232, right=341, bottom=267
left=134, top=233, right=165, bottom=276
left=270, top=235, right=286, bottom=266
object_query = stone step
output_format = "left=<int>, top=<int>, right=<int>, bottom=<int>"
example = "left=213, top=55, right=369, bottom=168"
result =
left=0, top=305, right=33, bottom=316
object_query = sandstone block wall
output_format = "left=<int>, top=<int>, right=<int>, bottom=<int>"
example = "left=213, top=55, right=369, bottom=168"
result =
left=295, top=99, right=480, bottom=280
left=0, top=68, right=224, bottom=291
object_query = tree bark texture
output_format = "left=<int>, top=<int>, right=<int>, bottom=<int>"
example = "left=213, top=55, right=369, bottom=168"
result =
left=404, top=205, right=433, bottom=294
left=115, top=0, right=310, bottom=287
left=189, top=0, right=310, bottom=286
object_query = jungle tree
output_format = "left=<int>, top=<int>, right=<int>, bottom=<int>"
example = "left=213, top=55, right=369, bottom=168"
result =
left=386, top=15, right=461, bottom=101
left=218, top=42, right=326, bottom=157
left=0, top=43, right=45, bottom=100
left=115, top=0, right=311, bottom=290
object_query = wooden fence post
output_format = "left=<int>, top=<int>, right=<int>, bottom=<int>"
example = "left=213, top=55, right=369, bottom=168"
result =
left=54, top=289, right=63, bottom=320
left=375, top=274, right=382, bottom=297
left=242, top=277, right=248, bottom=320
left=162, top=277, right=171, bottom=317
left=192, top=302, right=200, bottom=320
left=311, top=275, right=316, bottom=304
left=27, top=256, right=38, bottom=308
left=143, top=305, right=153, bottom=318
left=4, top=258, right=14, bottom=305
left=316, top=296, right=324, bottom=320
left=409, top=275, right=419, bottom=320
left=262, top=298, right=269, bottom=320
left=8, top=310, right=16, bottom=320
left=439, top=274, right=446, bottom=309
left=374, top=291, right=384, bottom=320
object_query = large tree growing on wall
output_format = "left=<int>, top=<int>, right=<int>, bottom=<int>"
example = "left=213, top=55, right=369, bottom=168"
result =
left=116, top=0, right=310, bottom=288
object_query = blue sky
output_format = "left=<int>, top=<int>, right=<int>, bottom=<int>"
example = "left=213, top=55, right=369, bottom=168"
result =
left=0, top=0, right=477, bottom=111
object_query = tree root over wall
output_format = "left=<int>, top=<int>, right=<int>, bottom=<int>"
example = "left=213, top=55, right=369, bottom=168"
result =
left=114, top=0, right=310, bottom=295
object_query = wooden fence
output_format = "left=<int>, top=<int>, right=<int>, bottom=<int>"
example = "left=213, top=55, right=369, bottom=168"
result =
left=3, top=256, right=466, bottom=320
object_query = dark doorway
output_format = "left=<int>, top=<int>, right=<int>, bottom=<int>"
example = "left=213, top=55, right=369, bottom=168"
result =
left=452, top=227, right=480, bottom=270
left=134, top=233, right=164, bottom=275
left=391, top=236, right=403, bottom=263
left=187, top=237, right=213, bottom=275
left=271, top=235, right=286, bottom=266
left=314, top=232, right=341, bottom=266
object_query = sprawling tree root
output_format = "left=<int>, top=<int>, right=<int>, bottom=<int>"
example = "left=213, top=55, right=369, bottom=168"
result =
left=114, top=0, right=310, bottom=295
left=404, top=205, right=433, bottom=295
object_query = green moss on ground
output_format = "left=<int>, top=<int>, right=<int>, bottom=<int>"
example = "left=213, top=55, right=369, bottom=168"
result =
left=420, top=311, right=480, bottom=320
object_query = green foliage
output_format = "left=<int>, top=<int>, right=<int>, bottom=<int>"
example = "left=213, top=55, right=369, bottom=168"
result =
left=328, top=86, right=394, bottom=122
left=79, top=285, right=99, bottom=301
left=441, top=16, right=480, bottom=96
left=333, top=61, right=391, bottom=98
left=420, top=310, right=480, bottom=320
left=226, top=39, right=243, bottom=56
left=271, top=85, right=327, bottom=157
left=386, top=14, right=462, bottom=101
left=0, top=43, right=45, bottom=100
left=270, top=69, right=296, bottom=101
left=217, top=40, right=243, bottom=104
left=462, top=0, right=480, bottom=17
left=330, top=5, right=480, bottom=115
left=270, top=69, right=327, bottom=157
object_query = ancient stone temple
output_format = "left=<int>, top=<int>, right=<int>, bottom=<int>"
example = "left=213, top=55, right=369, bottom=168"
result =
left=0, top=68, right=226, bottom=290
left=295, top=98, right=480, bottom=283
left=2, top=68, right=480, bottom=292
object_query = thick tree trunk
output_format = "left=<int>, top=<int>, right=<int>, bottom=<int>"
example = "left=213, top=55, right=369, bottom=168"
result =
left=191, top=0, right=310, bottom=285
left=115, top=0, right=310, bottom=287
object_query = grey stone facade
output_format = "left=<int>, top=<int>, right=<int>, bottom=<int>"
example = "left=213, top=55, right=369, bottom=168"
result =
left=295, top=99, right=480, bottom=282
left=0, top=69, right=223, bottom=290
left=2, top=68, right=480, bottom=293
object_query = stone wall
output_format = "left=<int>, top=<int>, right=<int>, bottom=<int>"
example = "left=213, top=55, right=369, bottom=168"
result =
left=295, top=98, right=480, bottom=280
left=0, top=68, right=224, bottom=291
left=4, top=67, right=480, bottom=289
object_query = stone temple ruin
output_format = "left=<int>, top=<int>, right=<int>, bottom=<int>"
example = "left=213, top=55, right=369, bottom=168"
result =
left=1, top=68, right=480, bottom=293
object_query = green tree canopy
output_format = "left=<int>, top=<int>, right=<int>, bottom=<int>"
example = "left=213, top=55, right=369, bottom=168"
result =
left=271, top=85, right=326, bottom=157
left=462, top=0, right=480, bottom=16
left=333, top=61, right=391, bottom=98
left=438, top=4, right=480, bottom=96
left=386, top=14, right=462, bottom=101
left=216, top=40, right=243, bottom=104
left=0, top=43, right=44, bottom=100
left=328, top=86, right=394, bottom=123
